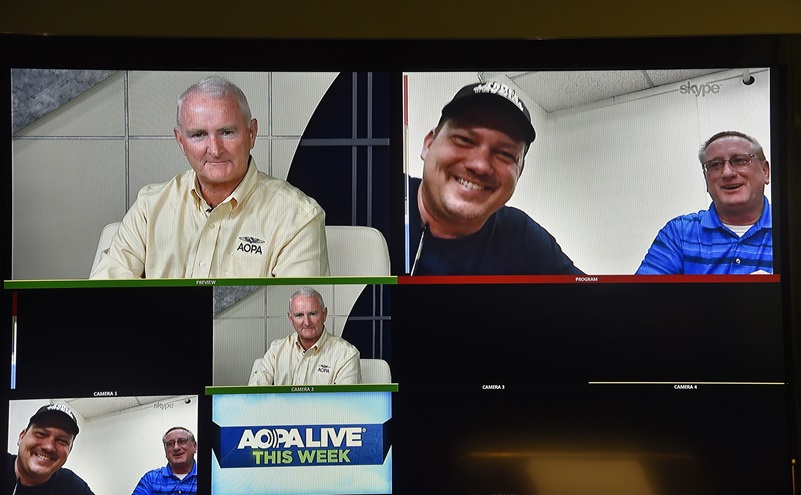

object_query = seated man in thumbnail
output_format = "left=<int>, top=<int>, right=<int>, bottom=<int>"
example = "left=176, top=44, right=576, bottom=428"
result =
left=249, top=287, right=362, bottom=385
left=6, top=403, right=95, bottom=495
left=408, top=80, right=582, bottom=275
left=636, top=131, right=772, bottom=274
left=90, top=75, right=329, bottom=279
left=132, top=427, right=197, bottom=495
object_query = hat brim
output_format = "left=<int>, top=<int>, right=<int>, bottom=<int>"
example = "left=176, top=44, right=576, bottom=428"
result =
left=441, top=93, right=536, bottom=145
left=29, top=410, right=80, bottom=436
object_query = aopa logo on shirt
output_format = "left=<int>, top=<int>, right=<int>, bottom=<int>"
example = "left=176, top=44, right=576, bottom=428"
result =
left=237, top=236, right=265, bottom=255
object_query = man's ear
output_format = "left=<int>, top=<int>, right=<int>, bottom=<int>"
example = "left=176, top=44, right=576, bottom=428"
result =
left=420, top=128, right=437, bottom=161
left=174, top=128, right=187, bottom=156
left=248, top=119, right=259, bottom=150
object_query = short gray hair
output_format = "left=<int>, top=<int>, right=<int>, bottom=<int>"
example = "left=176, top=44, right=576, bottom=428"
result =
left=698, top=131, right=766, bottom=166
left=289, top=287, right=325, bottom=311
left=162, top=426, right=196, bottom=445
left=176, top=76, right=252, bottom=128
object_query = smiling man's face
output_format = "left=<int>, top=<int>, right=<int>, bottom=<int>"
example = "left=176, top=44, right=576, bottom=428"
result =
left=163, top=428, right=197, bottom=474
left=702, top=135, right=770, bottom=225
left=174, top=92, right=257, bottom=198
left=16, top=423, right=73, bottom=486
left=419, top=102, right=526, bottom=238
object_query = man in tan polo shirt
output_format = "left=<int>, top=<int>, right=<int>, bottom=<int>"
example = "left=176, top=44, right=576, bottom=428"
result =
left=249, top=287, right=361, bottom=385
left=91, top=76, right=329, bottom=279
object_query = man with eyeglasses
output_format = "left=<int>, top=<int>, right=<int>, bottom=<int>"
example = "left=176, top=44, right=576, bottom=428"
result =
left=132, top=427, right=197, bottom=495
left=636, top=131, right=772, bottom=274
left=7, top=403, right=94, bottom=495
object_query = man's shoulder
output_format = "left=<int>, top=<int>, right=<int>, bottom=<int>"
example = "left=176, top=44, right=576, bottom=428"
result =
left=326, top=333, right=359, bottom=353
left=6, top=452, right=16, bottom=476
left=251, top=171, right=322, bottom=210
left=135, top=464, right=175, bottom=489
left=493, top=204, right=553, bottom=236
left=136, top=170, right=193, bottom=198
left=672, top=209, right=709, bottom=221
left=8, top=454, right=92, bottom=493
left=662, top=208, right=712, bottom=231
left=141, top=464, right=170, bottom=478
left=496, top=204, right=537, bottom=222
left=48, top=466, right=94, bottom=493
left=269, top=333, right=297, bottom=349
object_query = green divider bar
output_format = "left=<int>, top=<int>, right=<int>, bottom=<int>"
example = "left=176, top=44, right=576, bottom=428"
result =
left=4, top=276, right=398, bottom=289
left=206, top=384, right=398, bottom=395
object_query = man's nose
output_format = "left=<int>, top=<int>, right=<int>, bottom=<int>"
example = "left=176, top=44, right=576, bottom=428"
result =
left=720, top=160, right=740, bottom=176
left=207, top=134, right=222, bottom=156
left=40, top=436, right=56, bottom=451
left=464, top=146, right=493, bottom=175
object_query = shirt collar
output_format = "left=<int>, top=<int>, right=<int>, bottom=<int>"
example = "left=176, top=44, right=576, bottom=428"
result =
left=292, top=328, right=330, bottom=353
left=703, top=196, right=771, bottom=231
left=164, top=460, right=197, bottom=479
left=189, top=156, right=259, bottom=211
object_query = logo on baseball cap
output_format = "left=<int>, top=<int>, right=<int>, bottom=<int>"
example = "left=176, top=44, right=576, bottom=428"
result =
left=440, top=81, right=536, bottom=145
left=28, top=403, right=80, bottom=436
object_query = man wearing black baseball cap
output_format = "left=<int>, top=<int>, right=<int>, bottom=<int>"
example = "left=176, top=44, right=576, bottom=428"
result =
left=409, top=80, right=582, bottom=275
left=6, top=403, right=95, bottom=494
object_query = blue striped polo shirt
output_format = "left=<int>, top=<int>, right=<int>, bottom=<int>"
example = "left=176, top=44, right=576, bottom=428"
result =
left=132, top=461, right=197, bottom=495
left=636, top=197, right=773, bottom=275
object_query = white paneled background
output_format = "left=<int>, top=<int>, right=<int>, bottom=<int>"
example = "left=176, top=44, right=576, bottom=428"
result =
left=405, top=69, right=772, bottom=275
left=12, top=71, right=338, bottom=280
left=8, top=396, right=198, bottom=494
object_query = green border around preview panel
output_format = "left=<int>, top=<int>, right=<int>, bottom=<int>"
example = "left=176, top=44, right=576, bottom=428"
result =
left=4, top=276, right=398, bottom=289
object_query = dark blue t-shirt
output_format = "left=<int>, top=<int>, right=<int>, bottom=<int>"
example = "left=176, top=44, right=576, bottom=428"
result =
left=408, top=177, right=583, bottom=275
left=6, top=453, right=95, bottom=495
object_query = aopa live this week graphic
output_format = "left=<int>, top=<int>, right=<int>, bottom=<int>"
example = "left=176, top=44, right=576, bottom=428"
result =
left=214, top=422, right=389, bottom=467
left=209, top=386, right=395, bottom=495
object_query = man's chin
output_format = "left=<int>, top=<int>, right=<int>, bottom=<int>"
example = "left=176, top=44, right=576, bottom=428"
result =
left=26, top=463, right=59, bottom=477
left=715, top=196, right=752, bottom=210
left=442, top=203, right=491, bottom=224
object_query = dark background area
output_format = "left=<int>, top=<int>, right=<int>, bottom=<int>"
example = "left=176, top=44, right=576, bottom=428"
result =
left=1, top=0, right=799, bottom=39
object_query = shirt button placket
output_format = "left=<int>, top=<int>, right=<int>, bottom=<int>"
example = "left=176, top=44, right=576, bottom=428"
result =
left=195, top=211, right=221, bottom=277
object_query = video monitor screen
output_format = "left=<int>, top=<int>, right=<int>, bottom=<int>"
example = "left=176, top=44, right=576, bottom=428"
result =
left=1, top=35, right=798, bottom=495
left=7, top=69, right=391, bottom=280
left=402, top=69, right=775, bottom=278
left=8, top=396, right=199, bottom=494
